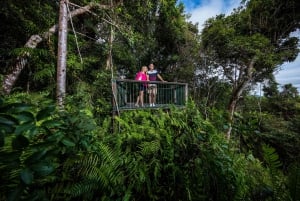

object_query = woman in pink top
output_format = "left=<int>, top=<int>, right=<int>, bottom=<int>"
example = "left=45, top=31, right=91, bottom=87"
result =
left=135, top=66, right=149, bottom=107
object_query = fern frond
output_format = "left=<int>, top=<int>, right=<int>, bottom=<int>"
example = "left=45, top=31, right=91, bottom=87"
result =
left=66, top=179, right=99, bottom=198
left=97, top=142, right=120, bottom=166
left=115, top=116, right=131, bottom=130
left=67, top=145, right=123, bottom=199
left=262, top=144, right=282, bottom=172
left=139, top=140, right=160, bottom=156
left=33, top=65, right=55, bottom=82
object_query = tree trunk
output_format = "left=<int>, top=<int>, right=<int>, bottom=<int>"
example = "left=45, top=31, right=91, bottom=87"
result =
left=1, top=2, right=116, bottom=95
left=2, top=35, right=43, bottom=94
left=226, top=58, right=256, bottom=140
left=105, top=23, right=114, bottom=70
left=56, top=0, right=68, bottom=108
left=105, top=0, right=114, bottom=71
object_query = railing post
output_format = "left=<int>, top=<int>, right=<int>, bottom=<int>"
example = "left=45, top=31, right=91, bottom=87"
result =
left=173, top=84, right=177, bottom=105
left=185, top=83, right=188, bottom=104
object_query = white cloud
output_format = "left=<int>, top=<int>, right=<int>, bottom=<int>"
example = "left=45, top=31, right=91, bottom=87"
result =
left=275, top=56, right=300, bottom=90
left=185, top=0, right=240, bottom=30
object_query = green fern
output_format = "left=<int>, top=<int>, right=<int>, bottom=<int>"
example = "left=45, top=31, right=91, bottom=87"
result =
left=262, top=144, right=291, bottom=201
left=139, top=140, right=161, bottom=156
left=78, top=154, right=100, bottom=178
left=66, top=144, right=123, bottom=199
left=33, top=65, right=55, bottom=82
left=65, top=154, right=104, bottom=198
left=262, top=144, right=282, bottom=172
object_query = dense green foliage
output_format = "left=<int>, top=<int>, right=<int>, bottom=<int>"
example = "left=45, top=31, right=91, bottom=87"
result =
left=0, top=0, right=300, bottom=200
left=1, top=96, right=295, bottom=201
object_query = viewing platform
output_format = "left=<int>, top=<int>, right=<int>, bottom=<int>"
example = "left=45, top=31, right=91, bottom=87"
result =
left=112, top=79, right=188, bottom=111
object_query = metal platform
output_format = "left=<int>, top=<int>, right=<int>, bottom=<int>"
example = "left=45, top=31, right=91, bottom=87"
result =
left=112, top=79, right=188, bottom=111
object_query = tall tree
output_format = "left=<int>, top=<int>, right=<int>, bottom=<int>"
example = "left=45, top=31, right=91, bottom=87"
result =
left=1, top=1, right=114, bottom=95
left=201, top=0, right=300, bottom=139
left=56, top=0, right=68, bottom=107
left=1, top=0, right=199, bottom=99
left=280, top=83, right=299, bottom=98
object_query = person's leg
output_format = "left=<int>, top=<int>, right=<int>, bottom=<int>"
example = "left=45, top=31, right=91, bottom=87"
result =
left=135, top=85, right=143, bottom=107
left=135, top=95, right=140, bottom=107
left=149, top=90, right=154, bottom=106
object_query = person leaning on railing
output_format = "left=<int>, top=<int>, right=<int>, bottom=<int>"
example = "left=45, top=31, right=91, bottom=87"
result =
left=147, top=63, right=166, bottom=107
left=135, top=66, right=149, bottom=107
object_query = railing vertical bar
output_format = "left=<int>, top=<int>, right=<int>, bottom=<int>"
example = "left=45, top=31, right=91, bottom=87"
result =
left=185, top=83, right=188, bottom=104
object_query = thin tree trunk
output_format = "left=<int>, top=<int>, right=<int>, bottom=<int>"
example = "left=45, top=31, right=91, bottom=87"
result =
left=2, top=35, right=43, bottom=94
left=226, top=58, right=256, bottom=140
left=106, top=0, right=114, bottom=71
left=1, top=2, right=116, bottom=95
left=56, top=0, right=68, bottom=108
left=106, top=19, right=114, bottom=70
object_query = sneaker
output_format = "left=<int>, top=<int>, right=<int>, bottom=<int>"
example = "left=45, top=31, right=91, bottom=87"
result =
left=135, top=104, right=139, bottom=107
left=152, top=103, right=156, bottom=107
left=150, top=103, right=153, bottom=107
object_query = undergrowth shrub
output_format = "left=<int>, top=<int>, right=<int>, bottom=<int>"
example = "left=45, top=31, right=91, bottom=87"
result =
left=0, top=96, right=288, bottom=201
left=0, top=95, right=100, bottom=201
left=95, top=102, right=275, bottom=201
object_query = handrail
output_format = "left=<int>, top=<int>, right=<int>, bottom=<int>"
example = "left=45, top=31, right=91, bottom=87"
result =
left=112, top=79, right=188, bottom=111
left=114, top=78, right=187, bottom=85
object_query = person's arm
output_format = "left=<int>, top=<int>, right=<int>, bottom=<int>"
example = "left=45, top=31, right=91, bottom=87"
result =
left=157, top=74, right=165, bottom=82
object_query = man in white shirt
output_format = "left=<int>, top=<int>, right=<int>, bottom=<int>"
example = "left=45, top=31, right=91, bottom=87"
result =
left=147, top=63, right=165, bottom=107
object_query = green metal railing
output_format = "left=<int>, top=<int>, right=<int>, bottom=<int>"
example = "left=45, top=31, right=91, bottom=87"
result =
left=112, top=79, right=188, bottom=111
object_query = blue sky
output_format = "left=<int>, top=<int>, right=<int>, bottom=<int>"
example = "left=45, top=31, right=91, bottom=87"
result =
left=179, top=0, right=300, bottom=92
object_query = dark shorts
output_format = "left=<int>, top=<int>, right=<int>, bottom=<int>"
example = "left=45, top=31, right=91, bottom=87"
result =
left=139, top=84, right=147, bottom=91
